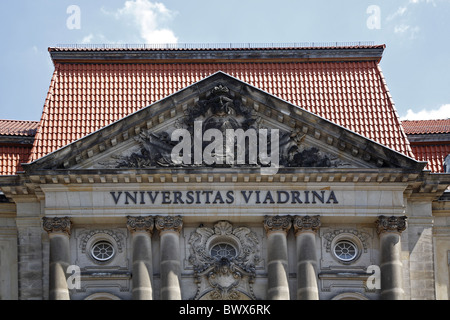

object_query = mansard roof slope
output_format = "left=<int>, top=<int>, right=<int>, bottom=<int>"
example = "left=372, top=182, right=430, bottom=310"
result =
left=28, top=44, right=413, bottom=163
left=23, top=71, right=424, bottom=175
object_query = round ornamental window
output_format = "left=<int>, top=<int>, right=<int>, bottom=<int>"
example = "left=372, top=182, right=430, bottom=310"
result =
left=91, top=241, right=115, bottom=262
left=210, top=243, right=237, bottom=261
left=333, top=240, right=358, bottom=262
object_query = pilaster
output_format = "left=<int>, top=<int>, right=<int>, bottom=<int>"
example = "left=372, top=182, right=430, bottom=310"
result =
left=376, top=215, right=407, bottom=300
left=127, top=216, right=154, bottom=300
left=293, top=215, right=320, bottom=300
left=264, top=215, right=291, bottom=300
left=43, top=217, right=72, bottom=300
left=155, top=215, right=183, bottom=300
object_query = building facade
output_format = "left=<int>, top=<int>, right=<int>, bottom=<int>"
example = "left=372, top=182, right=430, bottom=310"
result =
left=1, top=44, right=450, bottom=300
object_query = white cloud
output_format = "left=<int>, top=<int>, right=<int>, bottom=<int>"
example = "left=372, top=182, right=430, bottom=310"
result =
left=394, top=24, right=410, bottom=33
left=393, top=24, right=420, bottom=38
left=113, top=0, right=178, bottom=44
left=401, top=104, right=450, bottom=120
left=387, top=0, right=443, bottom=39
left=81, top=34, right=94, bottom=44
left=387, top=6, right=408, bottom=21
left=409, top=0, right=437, bottom=5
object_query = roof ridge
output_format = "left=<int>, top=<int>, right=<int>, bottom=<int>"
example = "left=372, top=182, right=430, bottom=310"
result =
left=402, top=119, right=450, bottom=122
left=0, top=119, right=39, bottom=122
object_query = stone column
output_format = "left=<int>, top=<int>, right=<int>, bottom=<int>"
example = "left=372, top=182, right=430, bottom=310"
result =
left=376, top=215, right=407, bottom=300
left=42, top=217, right=72, bottom=300
left=155, top=215, right=183, bottom=300
left=127, top=216, right=154, bottom=300
left=263, top=215, right=292, bottom=300
left=293, top=215, right=320, bottom=300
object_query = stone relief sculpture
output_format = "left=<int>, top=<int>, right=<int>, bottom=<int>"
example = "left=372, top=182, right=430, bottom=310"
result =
left=188, top=221, right=260, bottom=300
left=100, top=84, right=347, bottom=169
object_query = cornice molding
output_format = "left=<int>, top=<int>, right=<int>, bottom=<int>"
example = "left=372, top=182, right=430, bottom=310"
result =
left=49, top=46, right=385, bottom=64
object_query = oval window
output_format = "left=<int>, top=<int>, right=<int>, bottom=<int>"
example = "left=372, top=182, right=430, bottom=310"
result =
left=210, top=243, right=237, bottom=261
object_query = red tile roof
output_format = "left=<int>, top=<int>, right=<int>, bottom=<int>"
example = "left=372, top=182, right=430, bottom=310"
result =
left=28, top=45, right=413, bottom=162
left=409, top=144, right=450, bottom=173
left=0, top=145, right=33, bottom=175
left=0, top=120, right=39, bottom=136
left=401, top=119, right=450, bottom=172
left=0, top=120, right=38, bottom=175
left=402, top=119, right=450, bottom=135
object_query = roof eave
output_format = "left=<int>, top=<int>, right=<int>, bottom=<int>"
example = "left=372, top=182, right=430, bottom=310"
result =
left=48, top=45, right=385, bottom=64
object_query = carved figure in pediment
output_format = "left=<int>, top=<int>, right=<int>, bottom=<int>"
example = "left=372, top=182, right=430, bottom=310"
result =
left=99, top=84, right=349, bottom=169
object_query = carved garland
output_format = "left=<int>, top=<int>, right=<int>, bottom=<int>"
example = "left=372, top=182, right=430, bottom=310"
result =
left=322, top=229, right=371, bottom=253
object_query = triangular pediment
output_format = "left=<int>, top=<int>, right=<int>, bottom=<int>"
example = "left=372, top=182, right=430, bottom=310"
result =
left=23, top=72, right=425, bottom=174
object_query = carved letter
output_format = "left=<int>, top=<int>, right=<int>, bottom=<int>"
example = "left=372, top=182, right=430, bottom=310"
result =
left=110, top=191, right=122, bottom=204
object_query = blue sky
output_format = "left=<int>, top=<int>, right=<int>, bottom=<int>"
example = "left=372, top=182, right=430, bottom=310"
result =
left=1, top=0, right=449, bottom=121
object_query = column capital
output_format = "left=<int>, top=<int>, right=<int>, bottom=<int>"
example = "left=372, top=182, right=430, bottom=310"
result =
left=155, top=216, right=183, bottom=235
left=293, top=215, right=321, bottom=235
left=264, top=215, right=292, bottom=235
left=42, top=217, right=72, bottom=236
left=127, top=216, right=154, bottom=234
left=376, top=215, right=407, bottom=235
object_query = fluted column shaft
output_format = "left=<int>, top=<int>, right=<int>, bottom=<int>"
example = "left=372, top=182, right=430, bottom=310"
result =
left=293, top=215, right=320, bottom=300
left=43, top=217, right=72, bottom=300
left=376, top=215, right=407, bottom=300
left=156, top=216, right=183, bottom=300
left=264, top=215, right=291, bottom=300
left=127, top=216, right=154, bottom=300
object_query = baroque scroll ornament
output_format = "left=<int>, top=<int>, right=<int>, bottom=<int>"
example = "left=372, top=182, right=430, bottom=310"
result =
left=293, top=215, right=321, bottom=234
left=375, top=216, right=407, bottom=234
left=263, top=215, right=292, bottom=235
left=126, top=216, right=154, bottom=233
left=43, top=217, right=72, bottom=235
left=188, top=221, right=260, bottom=300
